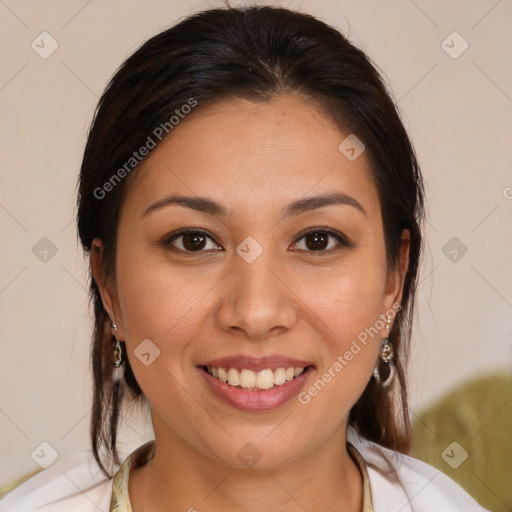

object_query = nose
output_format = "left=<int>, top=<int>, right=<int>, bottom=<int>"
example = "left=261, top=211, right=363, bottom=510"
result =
left=216, top=245, right=298, bottom=340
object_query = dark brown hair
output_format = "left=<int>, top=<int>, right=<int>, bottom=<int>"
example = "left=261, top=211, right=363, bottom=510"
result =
left=77, top=5, right=425, bottom=477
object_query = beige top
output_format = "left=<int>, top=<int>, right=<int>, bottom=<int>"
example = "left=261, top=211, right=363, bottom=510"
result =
left=109, top=440, right=374, bottom=512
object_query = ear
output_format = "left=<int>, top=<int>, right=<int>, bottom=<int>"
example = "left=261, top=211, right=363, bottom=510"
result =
left=90, top=238, right=121, bottom=334
left=383, top=229, right=410, bottom=328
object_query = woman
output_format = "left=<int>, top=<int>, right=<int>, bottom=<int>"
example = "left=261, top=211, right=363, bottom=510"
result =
left=0, top=5, right=489, bottom=511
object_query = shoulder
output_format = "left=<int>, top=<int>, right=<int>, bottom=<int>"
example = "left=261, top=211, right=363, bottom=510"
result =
left=348, top=429, right=490, bottom=512
left=0, top=450, right=114, bottom=512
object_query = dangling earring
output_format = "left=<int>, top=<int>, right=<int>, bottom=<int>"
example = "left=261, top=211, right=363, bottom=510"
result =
left=111, top=322, right=125, bottom=383
left=373, top=315, right=396, bottom=387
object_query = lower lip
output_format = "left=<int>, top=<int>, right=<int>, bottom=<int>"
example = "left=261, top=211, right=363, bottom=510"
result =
left=197, top=366, right=315, bottom=412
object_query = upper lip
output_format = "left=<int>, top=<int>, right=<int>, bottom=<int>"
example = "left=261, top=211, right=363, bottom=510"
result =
left=198, top=355, right=315, bottom=372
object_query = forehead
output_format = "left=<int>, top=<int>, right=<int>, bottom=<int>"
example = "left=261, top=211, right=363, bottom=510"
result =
left=123, top=94, right=381, bottom=223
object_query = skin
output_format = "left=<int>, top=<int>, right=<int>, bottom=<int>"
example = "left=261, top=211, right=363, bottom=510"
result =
left=91, top=93, right=410, bottom=512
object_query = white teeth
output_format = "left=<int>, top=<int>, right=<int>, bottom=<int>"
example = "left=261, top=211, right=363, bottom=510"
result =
left=256, top=369, right=274, bottom=390
left=205, top=365, right=308, bottom=390
left=227, top=368, right=240, bottom=387
left=239, top=369, right=256, bottom=388
left=274, top=367, right=286, bottom=386
left=294, top=367, right=304, bottom=377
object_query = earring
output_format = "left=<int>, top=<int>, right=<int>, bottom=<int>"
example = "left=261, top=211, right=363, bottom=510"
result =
left=373, top=315, right=396, bottom=386
left=111, top=322, right=125, bottom=383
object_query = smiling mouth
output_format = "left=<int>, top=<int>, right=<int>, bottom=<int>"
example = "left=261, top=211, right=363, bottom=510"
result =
left=201, top=365, right=312, bottom=391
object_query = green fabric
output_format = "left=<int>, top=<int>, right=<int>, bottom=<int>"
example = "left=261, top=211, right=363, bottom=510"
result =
left=411, top=372, right=512, bottom=512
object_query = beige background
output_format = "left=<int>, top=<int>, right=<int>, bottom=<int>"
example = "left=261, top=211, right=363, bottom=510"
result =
left=1, top=0, right=511, bottom=484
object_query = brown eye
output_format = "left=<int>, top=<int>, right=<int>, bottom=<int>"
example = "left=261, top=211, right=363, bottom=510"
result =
left=181, top=232, right=207, bottom=251
left=163, top=229, right=222, bottom=253
left=293, top=228, right=348, bottom=252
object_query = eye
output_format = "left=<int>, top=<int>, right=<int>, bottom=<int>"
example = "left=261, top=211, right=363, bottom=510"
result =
left=161, top=226, right=349, bottom=254
left=162, top=228, right=222, bottom=253
left=291, top=227, right=349, bottom=253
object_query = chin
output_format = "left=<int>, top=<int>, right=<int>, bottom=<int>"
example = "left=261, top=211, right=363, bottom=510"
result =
left=200, top=430, right=310, bottom=471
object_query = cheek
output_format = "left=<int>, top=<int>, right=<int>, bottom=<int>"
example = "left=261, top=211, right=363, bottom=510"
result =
left=115, top=261, right=205, bottom=405
left=297, top=255, right=387, bottom=408
left=306, top=256, right=387, bottom=343
left=114, top=246, right=226, bottom=391
left=295, top=266, right=385, bottom=427
left=115, top=236, right=207, bottom=338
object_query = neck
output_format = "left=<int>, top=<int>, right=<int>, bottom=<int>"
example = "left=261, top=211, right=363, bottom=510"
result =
left=129, top=417, right=363, bottom=512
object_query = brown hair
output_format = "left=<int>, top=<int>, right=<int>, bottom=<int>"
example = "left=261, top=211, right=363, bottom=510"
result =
left=76, top=5, right=425, bottom=477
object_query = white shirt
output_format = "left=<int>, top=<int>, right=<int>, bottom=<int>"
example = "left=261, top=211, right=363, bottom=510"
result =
left=0, top=428, right=490, bottom=512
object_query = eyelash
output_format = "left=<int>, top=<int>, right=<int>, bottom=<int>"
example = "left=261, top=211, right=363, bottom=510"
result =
left=161, top=226, right=350, bottom=254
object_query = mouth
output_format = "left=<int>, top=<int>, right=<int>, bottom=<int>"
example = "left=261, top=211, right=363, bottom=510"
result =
left=200, top=365, right=312, bottom=391
left=196, top=357, right=316, bottom=412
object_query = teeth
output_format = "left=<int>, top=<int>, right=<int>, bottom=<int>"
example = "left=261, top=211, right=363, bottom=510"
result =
left=294, top=367, right=303, bottom=377
left=274, top=367, right=286, bottom=385
left=240, top=369, right=256, bottom=388
left=218, top=367, right=228, bottom=383
left=256, top=369, right=274, bottom=390
left=205, top=366, right=307, bottom=390
left=227, top=368, right=240, bottom=387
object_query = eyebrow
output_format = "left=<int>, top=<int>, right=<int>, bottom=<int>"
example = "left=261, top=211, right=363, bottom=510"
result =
left=143, top=192, right=366, bottom=218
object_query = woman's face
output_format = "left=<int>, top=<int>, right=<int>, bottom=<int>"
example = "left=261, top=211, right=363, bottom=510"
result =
left=93, top=93, right=409, bottom=468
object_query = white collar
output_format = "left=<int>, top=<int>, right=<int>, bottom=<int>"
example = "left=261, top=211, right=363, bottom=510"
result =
left=347, top=426, right=489, bottom=512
